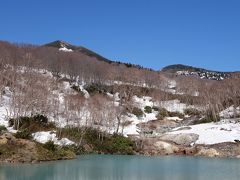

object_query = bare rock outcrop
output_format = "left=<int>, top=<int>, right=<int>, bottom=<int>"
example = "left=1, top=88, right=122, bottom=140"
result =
left=159, top=133, right=199, bottom=146
left=0, top=133, right=76, bottom=163
left=154, top=141, right=179, bottom=154
left=0, top=133, right=16, bottom=145
left=196, top=148, right=221, bottom=157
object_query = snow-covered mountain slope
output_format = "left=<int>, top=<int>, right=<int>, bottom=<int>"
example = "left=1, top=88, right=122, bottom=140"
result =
left=0, top=66, right=196, bottom=137
left=0, top=39, right=240, bottom=149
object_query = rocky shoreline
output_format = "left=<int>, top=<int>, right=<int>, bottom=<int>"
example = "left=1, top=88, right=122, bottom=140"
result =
left=136, top=136, right=240, bottom=158
left=0, top=133, right=76, bottom=163
left=1, top=132, right=240, bottom=164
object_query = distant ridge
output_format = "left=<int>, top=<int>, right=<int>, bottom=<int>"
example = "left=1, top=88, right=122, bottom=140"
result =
left=162, top=64, right=233, bottom=81
left=163, top=64, right=224, bottom=73
left=44, top=40, right=153, bottom=71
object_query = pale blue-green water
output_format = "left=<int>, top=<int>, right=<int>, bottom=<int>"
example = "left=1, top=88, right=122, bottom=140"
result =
left=0, top=155, right=240, bottom=180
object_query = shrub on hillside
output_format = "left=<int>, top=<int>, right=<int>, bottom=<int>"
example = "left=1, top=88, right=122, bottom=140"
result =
left=144, top=106, right=152, bottom=114
left=84, top=83, right=109, bottom=95
left=85, top=129, right=134, bottom=155
left=15, top=129, right=32, bottom=139
left=57, top=127, right=82, bottom=142
left=71, top=85, right=84, bottom=95
left=152, top=106, right=160, bottom=111
left=196, top=110, right=220, bottom=124
left=0, top=125, right=7, bottom=133
left=43, top=140, right=56, bottom=151
left=71, top=85, right=81, bottom=92
left=9, top=115, right=55, bottom=133
left=58, top=127, right=135, bottom=155
left=156, top=108, right=169, bottom=120
left=168, top=111, right=185, bottom=119
left=132, top=107, right=144, bottom=118
left=104, top=134, right=134, bottom=155
left=33, top=114, right=48, bottom=124
left=61, top=144, right=85, bottom=155
left=184, top=108, right=202, bottom=116
left=205, top=109, right=220, bottom=122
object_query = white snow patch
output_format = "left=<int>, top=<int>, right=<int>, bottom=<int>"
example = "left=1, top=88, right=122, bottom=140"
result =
left=170, top=120, right=240, bottom=145
left=166, top=116, right=183, bottom=121
left=114, top=93, right=120, bottom=102
left=132, top=96, right=153, bottom=109
left=32, top=131, right=75, bottom=146
left=193, top=91, right=199, bottom=97
left=167, top=80, right=176, bottom=89
left=144, top=112, right=158, bottom=122
left=6, top=127, right=18, bottom=133
left=0, top=106, right=8, bottom=127
left=157, top=100, right=186, bottom=113
left=157, top=99, right=201, bottom=113
left=0, top=87, right=11, bottom=127
left=122, top=114, right=140, bottom=135
left=79, top=84, right=90, bottom=98
left=59, top=47, right=73, bottom=52
left=106, top=93, right=114, bottom=98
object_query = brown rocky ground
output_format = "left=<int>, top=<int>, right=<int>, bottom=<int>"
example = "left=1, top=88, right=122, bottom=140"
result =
left=134, top=137, right=240, bottom=158
left=0, top=133, right=76, bottom=163
left=133, top=116, right=240, bottom=158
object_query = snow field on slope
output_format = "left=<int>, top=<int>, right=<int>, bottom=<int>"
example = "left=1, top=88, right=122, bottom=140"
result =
left=170, top=120, right=240, bottom=145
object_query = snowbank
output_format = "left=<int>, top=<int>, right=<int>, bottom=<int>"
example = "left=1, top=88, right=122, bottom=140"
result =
left=32, top=131, right=75, bottom=146
left=170, top=120, right=240, bottom=145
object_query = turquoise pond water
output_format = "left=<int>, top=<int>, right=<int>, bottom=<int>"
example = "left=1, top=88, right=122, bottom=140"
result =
left=0, top=155, right=240, bottom=180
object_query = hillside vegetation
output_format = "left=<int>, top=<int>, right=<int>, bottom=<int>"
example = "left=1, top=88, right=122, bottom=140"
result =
left=1, top=40, right=240, bottom=160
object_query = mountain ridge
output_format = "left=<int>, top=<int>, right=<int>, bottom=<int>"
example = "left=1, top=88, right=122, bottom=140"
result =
left=162, top=64, right=234, bottom=81
left=162, top=64, right=238, bottom=74
left=44, top=40, right=153, bottom=71
left=45, top=40, right=239, bottom=75
left=44, top=40, right=112, bottom=63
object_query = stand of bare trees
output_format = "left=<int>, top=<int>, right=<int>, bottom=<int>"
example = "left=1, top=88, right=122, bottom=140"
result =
left=1, top=39, right=240, bottom=135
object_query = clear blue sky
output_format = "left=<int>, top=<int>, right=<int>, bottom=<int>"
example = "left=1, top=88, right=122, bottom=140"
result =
left=0, top=0, right=239, bottom=71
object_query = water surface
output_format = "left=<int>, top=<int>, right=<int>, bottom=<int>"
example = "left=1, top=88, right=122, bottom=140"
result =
left=1, top=155, right=240, bottom=180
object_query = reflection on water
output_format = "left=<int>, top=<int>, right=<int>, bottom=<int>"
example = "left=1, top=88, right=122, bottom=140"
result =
left=1, top=155, right=240, bottom=180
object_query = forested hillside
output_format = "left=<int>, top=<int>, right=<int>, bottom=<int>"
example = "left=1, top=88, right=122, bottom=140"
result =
left=1, top=40, right=240, bottom=161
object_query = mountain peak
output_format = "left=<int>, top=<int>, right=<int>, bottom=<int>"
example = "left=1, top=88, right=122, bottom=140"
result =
left=44, top=40, right=74, bottom=49
left=54, top=40, right=70, bottom=47
left=44, top=40, right=112, bottom=62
